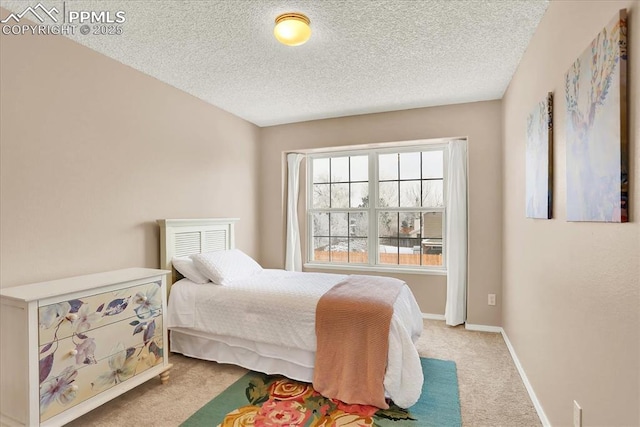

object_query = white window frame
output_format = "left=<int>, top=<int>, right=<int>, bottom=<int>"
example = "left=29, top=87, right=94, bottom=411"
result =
left=305, top=143, right=448, bottom=275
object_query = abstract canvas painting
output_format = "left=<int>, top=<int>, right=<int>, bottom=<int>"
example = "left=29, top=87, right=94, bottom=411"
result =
left=526, top=92, right=553, bottom=219
left=565, top=9, right=628, bottom=222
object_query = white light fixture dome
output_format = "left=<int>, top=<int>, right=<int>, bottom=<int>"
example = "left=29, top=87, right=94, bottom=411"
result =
left=274, top=12, right=311, bottom=46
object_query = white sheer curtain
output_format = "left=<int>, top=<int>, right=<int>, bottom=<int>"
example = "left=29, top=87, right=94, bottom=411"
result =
left=285, top=153, right=304, bottom=271
left=445, top=140, right=468, bottom=326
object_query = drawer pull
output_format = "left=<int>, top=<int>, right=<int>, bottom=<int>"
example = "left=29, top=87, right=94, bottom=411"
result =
left=66, top=313, right=78, bottom=321
left=70, top=385, right=79, bottom=391
left=69, top=349, right=78, bottom=356
left=140, top=296, right=148, bottom=302
left=141, top=324, right=148, bottom=331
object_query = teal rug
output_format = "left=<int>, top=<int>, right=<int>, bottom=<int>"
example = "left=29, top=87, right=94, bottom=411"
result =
left=181, top=358, right=461, bottom=427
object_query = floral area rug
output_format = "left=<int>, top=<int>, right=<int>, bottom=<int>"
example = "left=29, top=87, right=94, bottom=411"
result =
left=181, top=357, right=461, bottom=427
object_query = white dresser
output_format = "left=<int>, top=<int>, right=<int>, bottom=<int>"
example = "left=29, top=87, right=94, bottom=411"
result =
left=0, top=268, right=172, bottom=427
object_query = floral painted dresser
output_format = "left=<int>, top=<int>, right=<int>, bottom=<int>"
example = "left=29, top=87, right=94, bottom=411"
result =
left=0, top=268, right=171, bottom=426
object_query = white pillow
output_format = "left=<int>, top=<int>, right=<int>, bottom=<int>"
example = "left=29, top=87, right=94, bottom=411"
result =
left=172, top=256, right=211, bottom=284
left=192, top=249, right=262, bottom=285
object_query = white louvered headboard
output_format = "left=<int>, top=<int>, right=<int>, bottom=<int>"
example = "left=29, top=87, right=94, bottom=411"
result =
left=157, top=218, right=239, bottom=290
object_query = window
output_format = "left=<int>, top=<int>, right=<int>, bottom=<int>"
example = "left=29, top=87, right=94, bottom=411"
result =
left=308, top=145, right=446, bottom=272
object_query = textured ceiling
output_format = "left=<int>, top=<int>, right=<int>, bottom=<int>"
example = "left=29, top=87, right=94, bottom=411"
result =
left=1, top=0, right=549, bottom=126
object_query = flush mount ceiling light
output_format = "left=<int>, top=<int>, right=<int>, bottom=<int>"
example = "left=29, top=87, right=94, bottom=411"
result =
left=274, top=12, right=311, bottom=46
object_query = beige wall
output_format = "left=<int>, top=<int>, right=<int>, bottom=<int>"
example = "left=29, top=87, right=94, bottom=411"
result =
left=0, top=22, right=260, bottom=288
left=502, top=1, right=639, bottom=425
left=259, top=101, right=503, bottom=325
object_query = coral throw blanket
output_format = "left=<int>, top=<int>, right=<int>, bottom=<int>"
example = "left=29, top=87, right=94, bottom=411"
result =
left=313, top=275, right=404, bottom=409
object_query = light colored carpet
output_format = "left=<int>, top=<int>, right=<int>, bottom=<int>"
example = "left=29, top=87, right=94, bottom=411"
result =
left=66, top=320, right=541, bottom=426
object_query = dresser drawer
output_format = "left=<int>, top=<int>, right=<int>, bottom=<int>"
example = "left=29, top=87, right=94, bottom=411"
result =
left=39, top=313, right=163, bottom=382
left=40, top=335, right=164, bottom=422
left=38, top=280, right=162, bottom=346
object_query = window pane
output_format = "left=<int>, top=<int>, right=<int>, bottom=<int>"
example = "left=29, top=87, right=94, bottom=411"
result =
left=422, top=212, right=443, bottom=238
left=349, top=238, right=368, bottom=263
left=313, top=158, right=329, bottom=183
left=331, top=157, right=349, bottom=182
left=378, top=241, right=398, bottom=265
left=385, top=211, right=421, bottom=266
left=422, top=180, right=444, bottom=207
left=312, top=212, right=329, bottom=236
left=422, top=151, right=444, bottom=179
left=421, top=250, right=443, bottom=265
left=422, top=212, right=443, bottom=266
left=313, top=184, right=330, bottom=208
left=400, top=152, right=421, bottom=180
left=330, top=183, right=349, bottom=208
left=400, top=180, right=421, bottom=207
left=329, top=237, right=348, bottom=262
left=350, top=182, right=369, bottom=208
left=330, top=212, right=348, bottom=237
left=378, top=153, right=398, bottom=180
left=422, top=252, right=443, bottom=267
left=378, top=181, right=399, bottom=207
left=349, top=212, right=368, bottom=237
left=313, top=237, right=330, bottom=261
left=399, top=239, right=422, bottom=266
left=378, top=212, right=398, bottom=238
left=399, top=212, right=421, bottom=238
left=398, top=238, right=422, bottom=266
left=350, top=155, right=368, bottom=182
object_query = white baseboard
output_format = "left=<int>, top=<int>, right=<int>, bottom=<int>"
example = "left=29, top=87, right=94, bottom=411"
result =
left=421, top=313, right=445, bottom=320
left=501, top=329, right=551, bottom=427
left=464, top=323, right=502, bottom=333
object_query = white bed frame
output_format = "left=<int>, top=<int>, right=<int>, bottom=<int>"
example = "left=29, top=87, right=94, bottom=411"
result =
left=157, top=218, right=316, bottom=381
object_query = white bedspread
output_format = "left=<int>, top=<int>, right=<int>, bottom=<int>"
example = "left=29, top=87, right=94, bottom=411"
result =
left=167, top=269, right=424, bottom=407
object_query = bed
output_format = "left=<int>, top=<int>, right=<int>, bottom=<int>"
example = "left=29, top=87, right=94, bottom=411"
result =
left=158, top=218, right=424, bottom=408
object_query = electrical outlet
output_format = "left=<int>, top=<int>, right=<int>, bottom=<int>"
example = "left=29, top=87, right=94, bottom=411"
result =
left=488, top=294, right=496, bottom=306
left=573, top=400, right=582, bottom=427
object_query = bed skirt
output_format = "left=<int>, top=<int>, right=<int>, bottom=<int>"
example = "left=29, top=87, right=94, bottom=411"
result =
left=169, top=328, right=316, bottom=382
